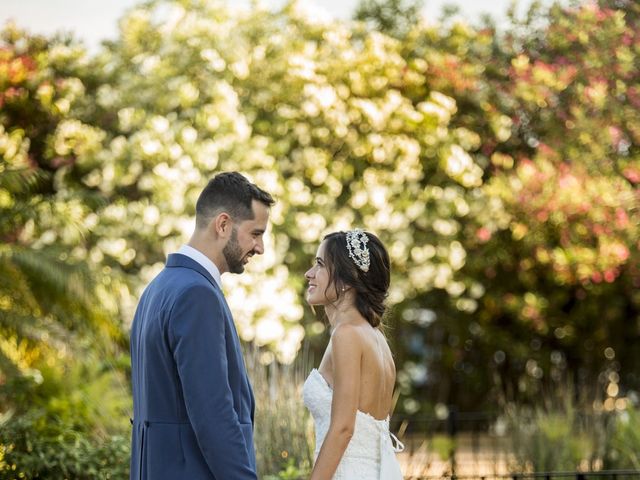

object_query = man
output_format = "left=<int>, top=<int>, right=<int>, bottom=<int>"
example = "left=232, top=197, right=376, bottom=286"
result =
left=130, top=171, right=274, bottom=479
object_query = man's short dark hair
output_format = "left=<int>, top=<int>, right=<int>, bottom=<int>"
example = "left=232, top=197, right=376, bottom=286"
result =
left=195, top=172, right=275, bottom=229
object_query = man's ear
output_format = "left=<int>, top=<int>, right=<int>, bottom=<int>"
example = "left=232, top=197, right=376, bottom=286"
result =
left=212, top=212, right=233, bottom=238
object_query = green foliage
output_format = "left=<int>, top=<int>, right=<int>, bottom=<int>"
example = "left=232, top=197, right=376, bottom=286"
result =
left=0, top=24, right=128, bottom=392
left=262, top=459, right=307, bottom=480
left=354, top=0, right=425, bottom=39
left=506, top=395, right=640, bottom=473
left=0, top=411, right=129, bottom=479
left=604, top=406, right=640, bottom=470
left=392, top=0, right=640, bottom=412
left=430, top=435, right=455, bottom=462
left=0, top=23, right=130, bottom=477
left=1, top=348, right=129, bottom=429
left=506, top=402, right=600, bottom=472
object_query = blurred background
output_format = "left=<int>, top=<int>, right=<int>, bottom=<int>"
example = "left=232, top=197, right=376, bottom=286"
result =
left=0, top=0, right=638, bottom=478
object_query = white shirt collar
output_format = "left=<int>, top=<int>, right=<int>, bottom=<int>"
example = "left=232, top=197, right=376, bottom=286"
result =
left=177, top=244, right=222, bottom=289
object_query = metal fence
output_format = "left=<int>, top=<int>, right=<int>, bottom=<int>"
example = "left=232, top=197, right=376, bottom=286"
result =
left=389, top=411, right=639, bottom=480
left=392, top=410, right=506, bottom=478
left=411, top=471, right=640, bottom=480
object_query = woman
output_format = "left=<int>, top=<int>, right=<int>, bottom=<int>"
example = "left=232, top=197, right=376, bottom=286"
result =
left=302, top=229, right=404, bottom=480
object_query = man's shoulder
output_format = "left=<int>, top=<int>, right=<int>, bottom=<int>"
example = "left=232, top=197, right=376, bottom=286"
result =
left=142, top=266, right=217, bottom=303
left=166, top=266, right=219, bottom=293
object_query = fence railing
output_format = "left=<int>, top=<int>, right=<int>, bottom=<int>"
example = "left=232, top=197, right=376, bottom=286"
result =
left=410, top=471, right=640, bottom=480
left=388, top=410, right=638, bottom=480
left=391, top=410, right=506, bottom=478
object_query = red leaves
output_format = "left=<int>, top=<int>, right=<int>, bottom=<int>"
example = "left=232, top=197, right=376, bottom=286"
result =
left=622, top=167, right=640, bottom=185
left=0, top=52, right=37, bottom=86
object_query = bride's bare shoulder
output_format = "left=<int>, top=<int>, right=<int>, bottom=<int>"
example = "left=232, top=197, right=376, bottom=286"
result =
left=332, top=321, right=359, bottom=337
left=331, top=322, right=366, bottom=350
left=333, top=317, right=372, bottom=337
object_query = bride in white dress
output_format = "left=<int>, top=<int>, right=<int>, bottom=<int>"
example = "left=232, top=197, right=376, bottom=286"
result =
left=302, top=229, right=404, bottom=480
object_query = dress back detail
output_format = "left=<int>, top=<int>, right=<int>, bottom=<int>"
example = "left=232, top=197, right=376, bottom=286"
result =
left=303, top=369, right=404, bottom=479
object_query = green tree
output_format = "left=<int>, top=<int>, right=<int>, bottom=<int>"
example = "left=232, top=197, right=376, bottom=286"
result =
left=392, top=0, right=639, bottom=411
left=354, top=0, right=425, bottom=39
left=0, top=24, right=130, bottom=477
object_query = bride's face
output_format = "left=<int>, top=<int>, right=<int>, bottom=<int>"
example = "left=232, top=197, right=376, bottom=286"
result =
left=304, top=241, right=338, bottom=306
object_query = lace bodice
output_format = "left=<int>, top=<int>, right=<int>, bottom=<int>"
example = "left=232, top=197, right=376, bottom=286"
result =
left=302, top=369, right=404, bottom=479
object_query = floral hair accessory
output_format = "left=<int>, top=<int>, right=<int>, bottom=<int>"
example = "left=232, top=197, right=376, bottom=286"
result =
left=346, top=229, right=370, bottom=272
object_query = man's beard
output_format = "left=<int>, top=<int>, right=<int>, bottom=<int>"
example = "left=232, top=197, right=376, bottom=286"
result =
left=223, top=227, right=246, bottom=274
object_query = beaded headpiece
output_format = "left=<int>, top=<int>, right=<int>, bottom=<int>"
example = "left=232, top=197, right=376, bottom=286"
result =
left=346, top=229, right=370, bottom=272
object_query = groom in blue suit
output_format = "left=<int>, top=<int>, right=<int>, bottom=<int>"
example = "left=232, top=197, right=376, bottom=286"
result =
left=130, top=172, right=274, bottom=479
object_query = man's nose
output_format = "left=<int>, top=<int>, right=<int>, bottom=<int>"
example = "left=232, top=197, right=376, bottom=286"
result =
left=254, top=239, right=264, bottom=255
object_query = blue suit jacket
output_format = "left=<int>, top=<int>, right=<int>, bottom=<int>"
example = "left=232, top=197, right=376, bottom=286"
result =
left=130, top=254, right=257, bottom=479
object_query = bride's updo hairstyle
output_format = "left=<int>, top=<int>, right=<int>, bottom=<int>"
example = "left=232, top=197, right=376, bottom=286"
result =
left=323, top=230, right=390, bottom=328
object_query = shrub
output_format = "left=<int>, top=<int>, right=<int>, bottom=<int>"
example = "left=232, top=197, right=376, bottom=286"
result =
left=0, top=411, right=129, bottom=479
left=604, top=405, right=640, bottom=470
left=504, top=401, right=603, bottom=472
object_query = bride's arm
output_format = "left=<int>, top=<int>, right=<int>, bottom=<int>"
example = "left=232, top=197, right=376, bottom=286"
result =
left=309, top=325, right=362, bottom=480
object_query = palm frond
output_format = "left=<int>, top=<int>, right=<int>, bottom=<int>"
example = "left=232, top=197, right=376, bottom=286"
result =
left=0, top=246, right=124, bottom=343
left=0, top=343, right=22, bottom=379
left=0, top=167, right=48, bottom=194
left=8, top=246, right=92, bottom=305
left=0, top=249, right=40, bottom=313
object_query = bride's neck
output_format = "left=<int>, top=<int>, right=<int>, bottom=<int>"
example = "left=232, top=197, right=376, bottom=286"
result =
left=325, top=300, right=357, bottom=329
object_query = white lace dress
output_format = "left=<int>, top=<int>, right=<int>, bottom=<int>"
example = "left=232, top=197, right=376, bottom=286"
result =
left=302, top=368, right=404, bottom=479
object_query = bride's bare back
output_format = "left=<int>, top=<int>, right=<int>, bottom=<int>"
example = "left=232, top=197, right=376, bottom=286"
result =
left=304, top=316, right=404, bottom=480
left=318, top=318, right=396, bottom=421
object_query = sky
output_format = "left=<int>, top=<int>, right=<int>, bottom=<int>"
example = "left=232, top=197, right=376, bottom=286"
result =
left=0, top=0, right=541, bottom=50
